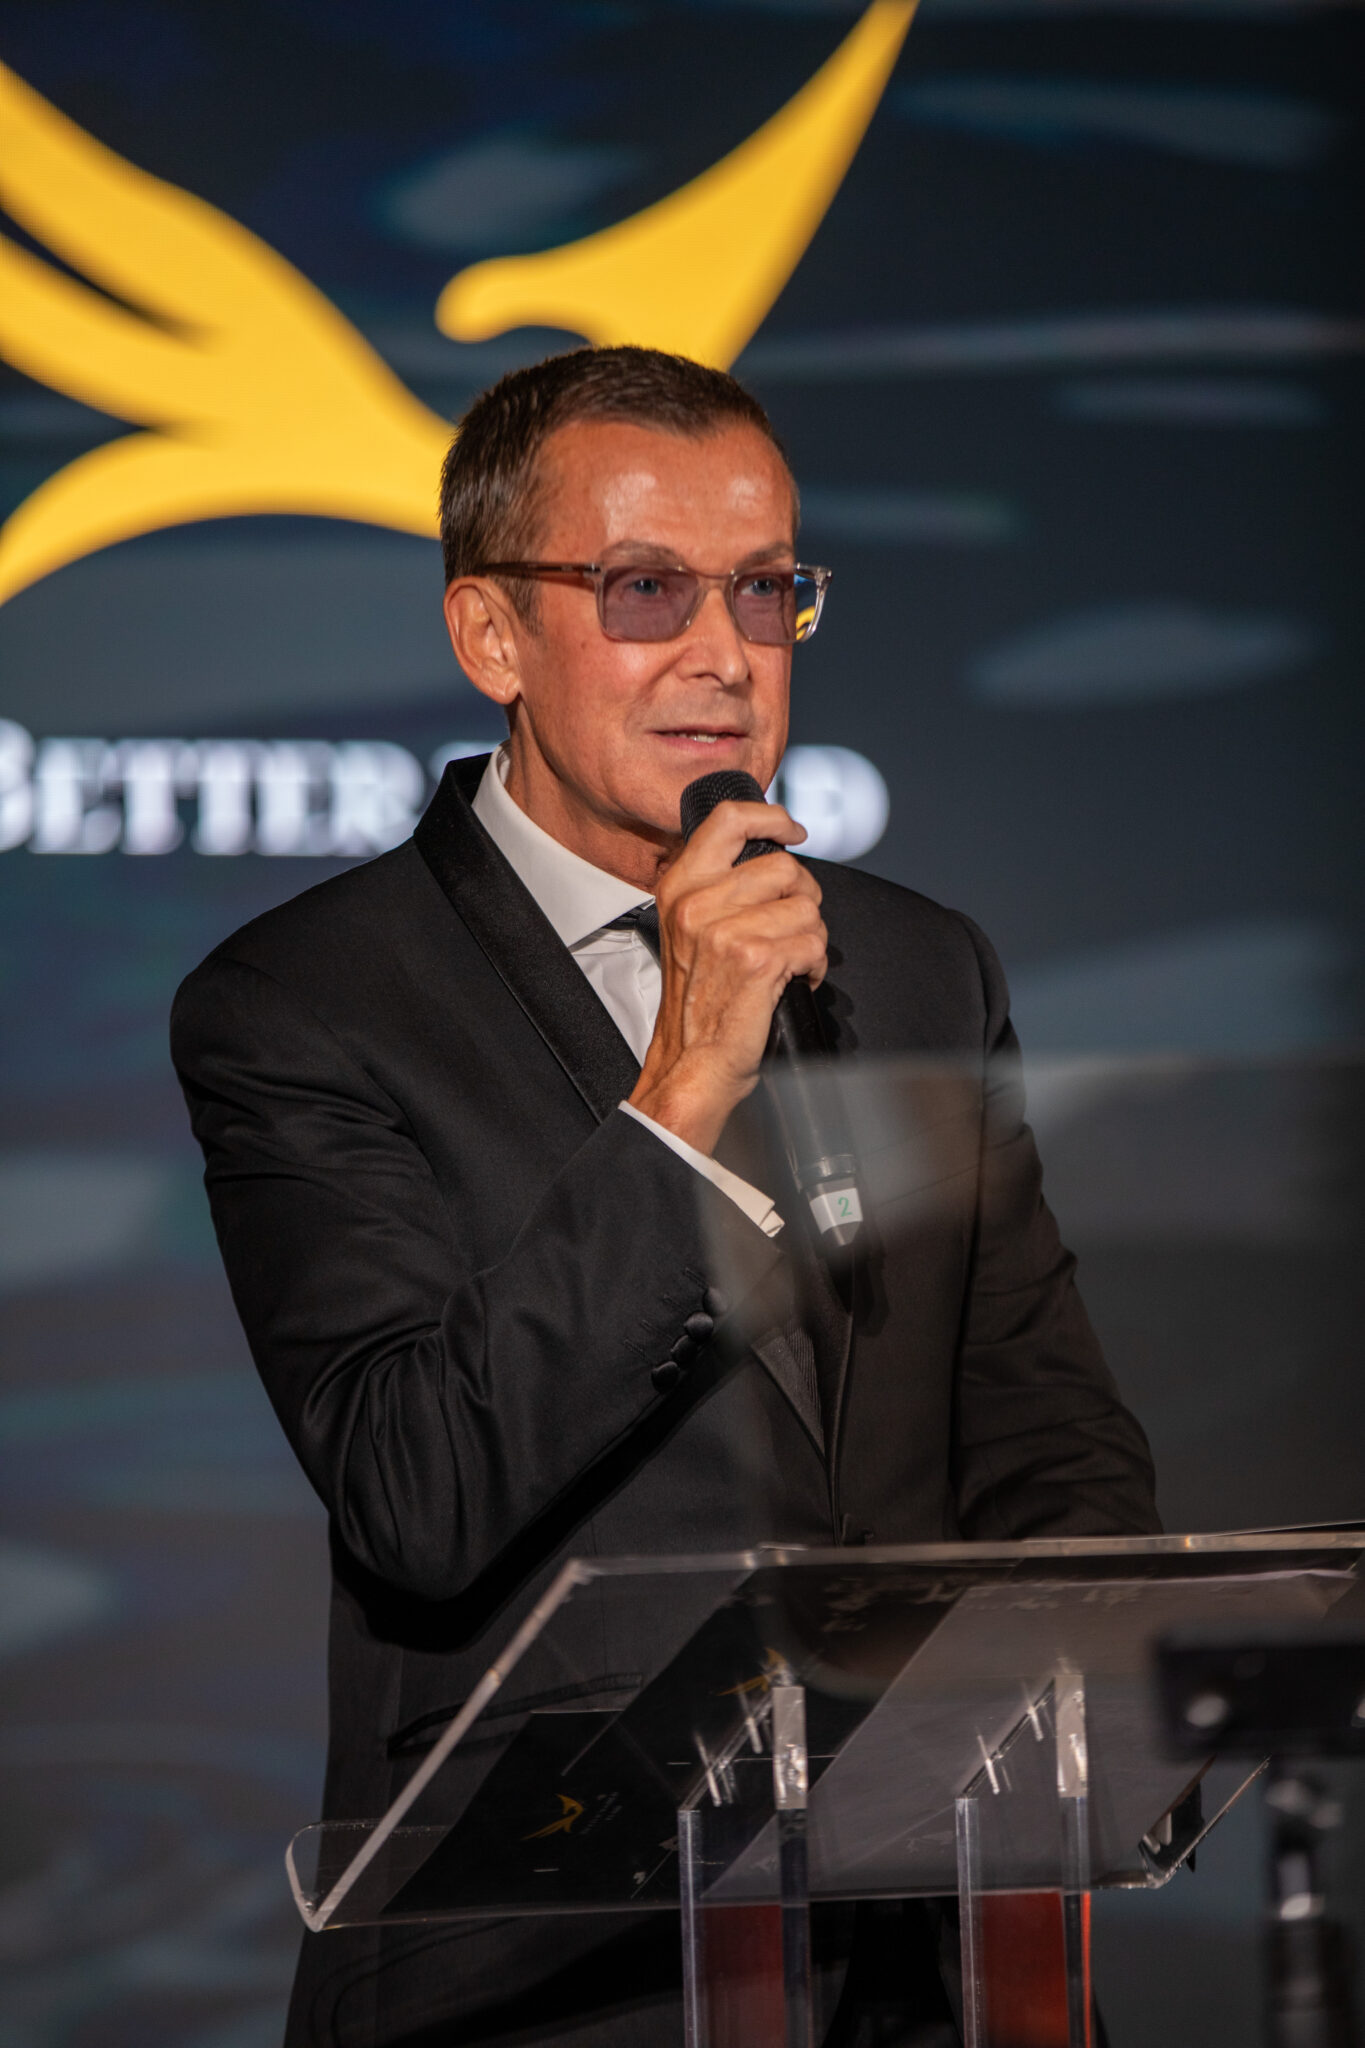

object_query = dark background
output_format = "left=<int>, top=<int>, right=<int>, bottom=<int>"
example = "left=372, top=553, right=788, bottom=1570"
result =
left=1, top=2, right=1361, bottom=2041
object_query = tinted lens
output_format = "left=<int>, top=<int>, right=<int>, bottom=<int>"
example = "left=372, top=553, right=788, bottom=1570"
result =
left=600, top=566, right=697, bottom=641
left=731, top=569, right=797, bottom=645
left=597, top=564, right=822, bottom=644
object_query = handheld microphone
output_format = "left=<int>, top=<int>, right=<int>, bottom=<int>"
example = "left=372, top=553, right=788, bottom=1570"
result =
left=679, top=769, right=863, bottom=1250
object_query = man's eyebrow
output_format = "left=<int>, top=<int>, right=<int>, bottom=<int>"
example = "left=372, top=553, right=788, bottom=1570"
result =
left=599, top=539, right=797, bottom=565
left=598, top=540, right=679, bottom=564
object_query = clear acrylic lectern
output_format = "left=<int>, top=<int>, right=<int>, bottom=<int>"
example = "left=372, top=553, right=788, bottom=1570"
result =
left=287, top=1531, right=1365, bottom=2047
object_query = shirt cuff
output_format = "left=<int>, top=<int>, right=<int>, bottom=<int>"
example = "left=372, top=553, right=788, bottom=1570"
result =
left=618, top=1102, right=784, bottom=1239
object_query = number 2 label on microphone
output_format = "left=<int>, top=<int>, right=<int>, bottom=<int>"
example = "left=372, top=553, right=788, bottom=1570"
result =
left=809, top=1185, right=864, bottom=1234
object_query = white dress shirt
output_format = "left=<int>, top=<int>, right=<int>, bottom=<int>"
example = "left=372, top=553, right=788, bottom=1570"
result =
left=473, top=746, right=782, bottom=1237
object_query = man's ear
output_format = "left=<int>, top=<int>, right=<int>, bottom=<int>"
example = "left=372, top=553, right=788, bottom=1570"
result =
left=443, top=578, right=524, bottom=710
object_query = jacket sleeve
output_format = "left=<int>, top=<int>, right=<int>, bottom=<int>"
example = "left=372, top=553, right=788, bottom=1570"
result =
left=950, top=918, right=1161, bottom=1539
left=171, top=951, right=779, bottom=1602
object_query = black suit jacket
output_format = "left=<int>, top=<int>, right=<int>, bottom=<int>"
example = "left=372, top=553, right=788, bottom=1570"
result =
left=171, top=755, right=1157, bottom=2045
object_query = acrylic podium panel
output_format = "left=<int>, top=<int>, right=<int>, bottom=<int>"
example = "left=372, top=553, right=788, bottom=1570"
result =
left=287, top=1532, right=1364, bottom=2047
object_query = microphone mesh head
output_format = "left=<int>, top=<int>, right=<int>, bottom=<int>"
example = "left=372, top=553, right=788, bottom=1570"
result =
left=679, top=770, right=766, bottom=842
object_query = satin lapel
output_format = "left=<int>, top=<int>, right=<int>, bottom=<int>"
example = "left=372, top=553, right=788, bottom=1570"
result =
left=751, top=1322, right=825, bottom=1457
left=414, top=759, right=639, bottom=1123
left=824, top=1255, right=858, bottom=1480
left=790, top=901, right=860, bottom=1476
left=716, top=1093, right=836, bottom=1458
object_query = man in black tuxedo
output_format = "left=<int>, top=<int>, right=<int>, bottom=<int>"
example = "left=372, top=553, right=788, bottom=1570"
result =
left=172, top=346, right=1158, bottom=2046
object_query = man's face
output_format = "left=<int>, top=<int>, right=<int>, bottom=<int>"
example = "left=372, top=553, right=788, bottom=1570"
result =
left=455, top=416, right=798, bottom=875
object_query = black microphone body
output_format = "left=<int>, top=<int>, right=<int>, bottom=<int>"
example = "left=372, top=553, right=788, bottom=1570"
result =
left=679, top=770, right=863, bottom=1249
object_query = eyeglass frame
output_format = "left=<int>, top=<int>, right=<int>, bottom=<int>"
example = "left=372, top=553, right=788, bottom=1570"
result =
left=473, top=559, right=833, bottom=646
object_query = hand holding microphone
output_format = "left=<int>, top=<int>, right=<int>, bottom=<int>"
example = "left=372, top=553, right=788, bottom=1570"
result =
left=627, top=770, right=862, bottom=1248
left=627, top=779, right=821, bottom=1145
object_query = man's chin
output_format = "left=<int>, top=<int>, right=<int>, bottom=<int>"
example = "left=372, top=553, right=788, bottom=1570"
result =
left=602, top=736, right=776, bottom=844
left=641, top=735, right=771, bottom=820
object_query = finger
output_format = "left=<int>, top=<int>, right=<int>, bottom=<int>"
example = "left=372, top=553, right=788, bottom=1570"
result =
left=682, top=799, right=807, bottom=872
left=707, top=900, right=829, bottom=987
left=664, top=858, right=820, bottom=953
left=701, top=849, right=820, bottom=908
left=661, top=842, right=820, bottom=920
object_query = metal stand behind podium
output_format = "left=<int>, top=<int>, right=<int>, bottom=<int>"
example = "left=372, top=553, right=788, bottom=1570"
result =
left=285, top=1531, right=1365, bottom=2048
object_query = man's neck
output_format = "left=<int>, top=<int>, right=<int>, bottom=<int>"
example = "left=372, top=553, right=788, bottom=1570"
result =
left=502, top=743, right=677, bottom=893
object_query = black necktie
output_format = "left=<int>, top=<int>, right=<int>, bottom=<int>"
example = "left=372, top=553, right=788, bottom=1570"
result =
left=607, top=901, right=660, bottom=960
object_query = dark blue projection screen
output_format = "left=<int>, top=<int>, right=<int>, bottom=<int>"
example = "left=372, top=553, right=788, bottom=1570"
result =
left=0, top=3, right=1360, bottom=2042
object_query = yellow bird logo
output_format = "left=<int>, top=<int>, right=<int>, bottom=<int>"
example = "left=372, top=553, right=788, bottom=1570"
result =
left=0, top=3, right=914, bottom=610
left=523, top=1792, right=585, bottom=1841
left=717, top=1647, right=791, bottom=1697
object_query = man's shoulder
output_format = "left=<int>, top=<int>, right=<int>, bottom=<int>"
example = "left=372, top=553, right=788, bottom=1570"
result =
left=176, top=839, right=445, bottom=1005
left=810, top=858, right=989, bottom=962
left=808, top=859, right=1004, bottom=1047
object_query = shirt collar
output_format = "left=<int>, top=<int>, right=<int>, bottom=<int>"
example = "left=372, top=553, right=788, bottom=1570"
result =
left=471, top=744, right=652, bottom=949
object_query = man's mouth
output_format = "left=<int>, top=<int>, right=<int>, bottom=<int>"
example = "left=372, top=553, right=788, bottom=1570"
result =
left=656, top=728, right=747, bottom=745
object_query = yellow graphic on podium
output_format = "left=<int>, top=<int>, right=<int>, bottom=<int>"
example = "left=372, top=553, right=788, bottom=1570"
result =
left=718, top=1647, right=790, bottom=1698
left=0, top=2, right=914, bottom=608
left=523, top=1793, right=585, bottom=1841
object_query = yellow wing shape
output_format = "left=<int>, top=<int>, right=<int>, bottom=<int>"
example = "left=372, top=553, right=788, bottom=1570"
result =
left=0, top=1, right=914, bottom=606
left=438, top=1, right=916, bottom=367
left=0, top=59, right=452, bottom=607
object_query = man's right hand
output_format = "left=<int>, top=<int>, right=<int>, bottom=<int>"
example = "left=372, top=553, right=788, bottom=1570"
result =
left=627, top=800, right=827, bottom=1157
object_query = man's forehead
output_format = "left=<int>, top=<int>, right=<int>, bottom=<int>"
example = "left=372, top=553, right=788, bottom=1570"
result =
left=534, top=416, right=796, bottom=541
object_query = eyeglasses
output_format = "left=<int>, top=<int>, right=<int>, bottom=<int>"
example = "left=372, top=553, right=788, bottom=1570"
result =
left=476, top=560, right=832, bottom=646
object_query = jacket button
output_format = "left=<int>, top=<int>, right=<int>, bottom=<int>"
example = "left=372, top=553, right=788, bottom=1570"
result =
left=703, top=1287, right=730, bottom=1319
left=651, top=1361, right=684, bottom=1394
left=684, top=1311, right=714, bottom=1344
left=669, top=1333, right=696, bottom=1365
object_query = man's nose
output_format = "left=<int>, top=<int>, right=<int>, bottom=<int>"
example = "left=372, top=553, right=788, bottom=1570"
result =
left=685, top=581, right=750, bottom=683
